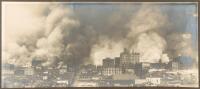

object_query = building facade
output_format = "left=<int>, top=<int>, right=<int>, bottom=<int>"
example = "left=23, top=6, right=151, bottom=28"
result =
left=120, top=48, right=140, bottom=69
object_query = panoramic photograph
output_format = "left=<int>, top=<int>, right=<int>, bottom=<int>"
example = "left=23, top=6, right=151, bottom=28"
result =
left=1, top=2, right=199, bottom=88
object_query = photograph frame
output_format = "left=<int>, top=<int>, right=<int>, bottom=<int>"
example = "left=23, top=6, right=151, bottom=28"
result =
left=1, top=0, right=200, bottom=89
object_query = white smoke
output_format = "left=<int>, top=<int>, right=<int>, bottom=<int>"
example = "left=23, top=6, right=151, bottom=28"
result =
left=161, top=54, right=170, bottom=63
left=44, top=5, right=77, bottom=36
left=131, top=32, right=167, bottom=63
left=127, top=5, right=196, bottom=64
left=34, top=6, right=79, bottom=66
left=167, top=33, right=194, bottom=58
left=2, top=2, right=49, bottom=65
left=89, top=5, right=196, bottom=64
left=2, top=3, right=197, bottom=67
left=127, top=5, right=168, bottom=63
left=2, top=2, right=79, bottom=66
left=90, top=38, right=124, bottom=65
left=127, top=5, right=167, bottom=38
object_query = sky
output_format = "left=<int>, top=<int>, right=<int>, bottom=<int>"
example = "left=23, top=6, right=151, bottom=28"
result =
left=2, top=2, right=198, bottom=66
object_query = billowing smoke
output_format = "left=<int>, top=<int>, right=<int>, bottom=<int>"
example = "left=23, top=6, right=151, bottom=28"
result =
left=89, top=5, right=169, bottom=64
left=90, top=38, right=124, bottom=65
left=3, top=3, right=197, bottom=67
left=131, top=32, right=167, bottom=63
left=3, top=3, right=80, bottom=67
left=2, top=3, right=50, bottom=65
left=125, top=5, right=196, bottom=63
left=166, top=33, right=193, bottom=57
left=127, top=6, right=167, bottom=38
left=127, top=5, right=168, bottom=63
left=34, top=5, right=79, bottom=66
left=161, top=54, right=170, bottom=63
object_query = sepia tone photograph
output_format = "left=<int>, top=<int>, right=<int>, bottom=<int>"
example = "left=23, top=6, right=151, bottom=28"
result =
left=1, top=2, right=199, bottom=88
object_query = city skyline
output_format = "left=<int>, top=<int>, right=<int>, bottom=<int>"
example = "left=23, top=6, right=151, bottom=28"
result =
left=2, top=47, right=198, bottom=87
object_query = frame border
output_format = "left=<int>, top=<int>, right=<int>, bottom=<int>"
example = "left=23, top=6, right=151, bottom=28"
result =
left=0, top=0, right=199, bottom=89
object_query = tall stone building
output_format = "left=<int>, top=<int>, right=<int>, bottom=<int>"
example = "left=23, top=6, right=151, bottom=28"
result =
left=120, top=48, right=140, bottom=69
left=102, top=58, right=122, bottom=76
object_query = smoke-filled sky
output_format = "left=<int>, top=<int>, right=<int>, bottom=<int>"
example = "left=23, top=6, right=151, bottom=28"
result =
left=2, top=2, right=198, bottom=66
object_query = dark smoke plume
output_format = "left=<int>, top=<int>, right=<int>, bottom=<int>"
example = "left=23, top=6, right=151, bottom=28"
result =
left=3, top=3, right=197, bottom=68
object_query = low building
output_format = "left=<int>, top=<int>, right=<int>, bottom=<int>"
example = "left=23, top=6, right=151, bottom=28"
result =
left=168, top=60, right=179, bottom=71
left=148, top=69, right=166, bottom=78
left=2, top=63, right=15, bottom=76
left=103, top=58, right=115, bottom=68
left=2, top=70, right=14, bottom=75
left=79, top=74, right=92, bottom=80
left=168, top=56, right=194, bottom=70
left=59, top=65, right=68, bottom=74
left=135, top=79, right=146, bottom=85
left=146, top=77, right=161, bottom=86
left=42, top=76, right=48, bottom=80
left=74, top=81, right=97, bottom=87
left=56, top=80, right=69, bottom=87
left=134, top=62, right=150, bottom=78
left=175, top=56, right=194, bottom=69
left=2, top=63, right=15, bottom=70
left=14, top=69, right=25, bottom=76
left=113, top=74, right=137, bottom=80
left=102, top=67, right=122, bottom=76
left=150, top=59, right=168, bottom=69
left=112, top=80, right=135, bottom=87
left=24, top=68, right=34, bottom=75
